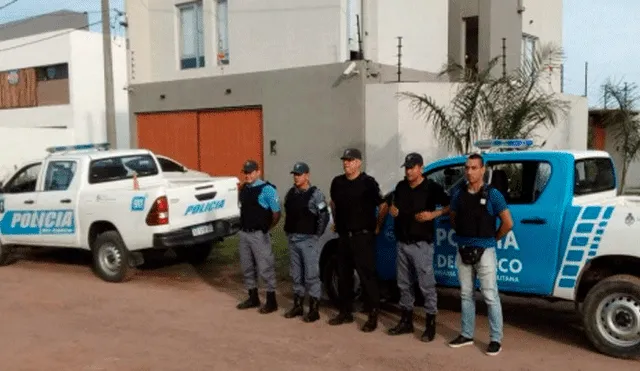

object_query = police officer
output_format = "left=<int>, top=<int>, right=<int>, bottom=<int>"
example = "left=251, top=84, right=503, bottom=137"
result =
left=447, top=153, right=513, bottom=356
left=328, top=148, right=386, bottom=332
left=236, top=160, right=282, bottom=314
left=282, top=162, right=330, bottom=322
left=382, top=152, right=450, bottom=342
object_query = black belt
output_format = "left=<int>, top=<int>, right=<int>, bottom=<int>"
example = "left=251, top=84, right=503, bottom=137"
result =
left=399, top=238, right=431, bottom=245
left=241, top=228, right=264, bottom=232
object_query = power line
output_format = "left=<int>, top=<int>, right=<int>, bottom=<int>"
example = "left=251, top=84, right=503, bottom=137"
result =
left=0, top=19, right=102, bottom=53
left=0, top=0, right=19, bottom=12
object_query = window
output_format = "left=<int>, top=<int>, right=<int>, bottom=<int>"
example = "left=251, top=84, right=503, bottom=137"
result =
left=2, top=163, right=42, bottom=194
left=35, top=63, right=69, bottom=81
left=216, top=0, right=229, bottom=65
left=44, top=161, right=77, bottom=191
left=574, top=158, right=615, bottom=196
left=486, top=161, right=552, bottom=204
left=179, top=1, right=205, bottom=69
left=522, top=33, right=538, bottom=68
left=425, top=165, right=466, bottom=195
left=464, top=16, right=479, bottom=74
left=158, top=157, right=186, bottom=173
left=89, top=155, right=159, bottom=184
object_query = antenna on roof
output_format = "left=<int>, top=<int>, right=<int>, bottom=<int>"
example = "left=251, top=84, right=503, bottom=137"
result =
left=473, top=138, right=534, bottom=153
left=46, top=142, right=111, bottom=154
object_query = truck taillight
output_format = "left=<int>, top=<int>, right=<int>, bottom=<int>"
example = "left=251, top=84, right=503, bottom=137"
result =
left=146, top=196, right=169, bottom=226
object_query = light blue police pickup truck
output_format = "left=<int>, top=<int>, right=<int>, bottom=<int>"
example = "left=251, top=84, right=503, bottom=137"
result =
left=318, top=139, right=640, bottom=359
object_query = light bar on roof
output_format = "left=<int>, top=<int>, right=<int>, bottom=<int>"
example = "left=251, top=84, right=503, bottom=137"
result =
left=46, top=142, right=111, bottom=154
left=474, top=138, right=534, bottom=150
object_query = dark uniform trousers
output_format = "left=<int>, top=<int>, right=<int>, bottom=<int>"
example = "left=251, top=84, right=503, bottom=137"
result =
left=337, top=230, right=380, bottom=313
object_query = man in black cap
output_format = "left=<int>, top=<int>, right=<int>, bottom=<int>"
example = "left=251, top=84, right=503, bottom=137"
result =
left=381, top=152, right=450, bottom=342
left=236, top=159, right=281, bottom=314
left=282, top=161, right=330, bottom=322
left=328, top=148, right=386, bottom=332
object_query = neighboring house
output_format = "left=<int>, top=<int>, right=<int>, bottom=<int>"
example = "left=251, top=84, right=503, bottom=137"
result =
left=125, top=0, right=585, bottom=196
left=588, top=109, right=640, bottom=192
left=0, top=10, right=130, bottom=182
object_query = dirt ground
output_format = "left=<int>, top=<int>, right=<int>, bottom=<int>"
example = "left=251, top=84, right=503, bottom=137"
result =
left=0, top=248, right=638, bottom=371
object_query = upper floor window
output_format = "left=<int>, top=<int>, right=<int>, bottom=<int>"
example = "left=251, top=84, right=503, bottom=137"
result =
left=574, top=157, right=616, bottom=196
left=216, top=0, right=229, bottom=65
left=179, top=1, right=205, bottom=70
left=522, top=33, right=538, bottom=68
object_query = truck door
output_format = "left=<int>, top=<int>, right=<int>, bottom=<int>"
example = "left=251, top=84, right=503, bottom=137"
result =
left=33, top=160, right=80, bottom=247
left=0, top=162, right=43, bottom=246
left=486, top=157, right=563, bottom=295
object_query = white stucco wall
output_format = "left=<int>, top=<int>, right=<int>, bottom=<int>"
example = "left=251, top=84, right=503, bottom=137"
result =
left=128, top=0, right=347, bottom=84
left=0, top=30, right=130, bottom=180
left=365, top=82, right=589, bottom=194
left=365, top=0, right=448, bottom=73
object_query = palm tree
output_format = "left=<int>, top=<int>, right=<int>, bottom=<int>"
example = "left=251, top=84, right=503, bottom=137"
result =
left=488, top=43, right=571, bottom=139
left=398, top=42, right=570, bottom=154
left=601, top=80, right=640, bottom=194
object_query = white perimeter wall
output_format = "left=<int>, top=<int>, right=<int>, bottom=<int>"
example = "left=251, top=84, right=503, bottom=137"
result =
left=365, top=82, right=588, bottom=193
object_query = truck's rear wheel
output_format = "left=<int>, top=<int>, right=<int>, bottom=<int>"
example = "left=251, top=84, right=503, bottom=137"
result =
left=321, top=253, right=362, bottom=307
left=92, top=231, right=132, bottom=283
left=583, top=274, right=640, bottom=359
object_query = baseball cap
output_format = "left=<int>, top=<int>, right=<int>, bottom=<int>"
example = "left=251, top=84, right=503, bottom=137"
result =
left=242, top=160, right=259, bottom=173
left=290, top=161, right=310, bottom=175
left=340, top=148, right=362, bottom=160
left=401, top=152, right=424, bottom=168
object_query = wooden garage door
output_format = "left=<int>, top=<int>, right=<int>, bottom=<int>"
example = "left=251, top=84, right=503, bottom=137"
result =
left=198, top=108, right=263, bottom=179
left=136, top=112, right=199, bottom=170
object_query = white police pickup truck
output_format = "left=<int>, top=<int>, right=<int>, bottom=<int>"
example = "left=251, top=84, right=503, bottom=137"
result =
left=318, top=139, right=640, bottom=359
left=0, top=143, right=241, bottom=282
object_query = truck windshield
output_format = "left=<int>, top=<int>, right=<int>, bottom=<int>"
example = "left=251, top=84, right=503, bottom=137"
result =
left=89, top=154, right=159, bottom=184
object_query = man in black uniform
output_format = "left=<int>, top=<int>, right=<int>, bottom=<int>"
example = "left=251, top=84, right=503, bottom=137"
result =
left=381, top=152, right=450, bottom=342
left=282, top=162, right=330, bottom=322
left=328, top=148, right=386, bottom=332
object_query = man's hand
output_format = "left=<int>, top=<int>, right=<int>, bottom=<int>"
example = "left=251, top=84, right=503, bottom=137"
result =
left=389, top=205, right=399, bottom=217
left=331, top=223, right=336, bottom=232
left=414, top=211, right=435, bottom=222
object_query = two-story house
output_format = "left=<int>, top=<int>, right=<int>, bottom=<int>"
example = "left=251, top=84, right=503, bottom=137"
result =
left=126, top=0, right=584, bottom=195
left=0, top=10, right=130, bottom=181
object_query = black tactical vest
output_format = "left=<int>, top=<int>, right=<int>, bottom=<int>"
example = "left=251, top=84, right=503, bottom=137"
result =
left=284, top=186, right=317, bottom=235
left=454, top=184, right=496, bottom=239
left=239, top=182, right=275, bottom=232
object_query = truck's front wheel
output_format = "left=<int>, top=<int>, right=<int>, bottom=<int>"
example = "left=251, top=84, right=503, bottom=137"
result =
left=0, top=242, right=13, bottom=266
left=92, top=231, right=132, bottom=283
left=583, top=274, right=640, bottom=359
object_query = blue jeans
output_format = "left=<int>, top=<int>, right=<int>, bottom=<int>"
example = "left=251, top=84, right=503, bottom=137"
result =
left=456, top=247, right=503, bottom=342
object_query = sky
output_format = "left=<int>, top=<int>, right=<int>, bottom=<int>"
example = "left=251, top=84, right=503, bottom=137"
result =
left=0, top=0, right=637, bottom=109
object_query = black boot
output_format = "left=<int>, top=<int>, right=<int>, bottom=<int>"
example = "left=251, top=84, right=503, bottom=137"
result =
left=421, top=314, right=436, bottom=342
left=303, top=297, right=320, bottom=323
left=387, top=310, right=414, bottom=335
left=284, top=295, right=304, bottom=318
left=361, top=308, right=379, bottom=332
left=328, top=311, right=354, bottom=326
left=236, top=288, right=260, bottom=310
left=259, top=291, right=278, bottom=314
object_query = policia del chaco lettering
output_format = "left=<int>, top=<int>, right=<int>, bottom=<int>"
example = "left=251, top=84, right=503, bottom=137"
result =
left=232, top=150, right=512, bottom=357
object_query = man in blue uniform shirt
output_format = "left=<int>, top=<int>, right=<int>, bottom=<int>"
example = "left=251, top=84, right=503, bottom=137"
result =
left=448, top=153, right=513, bottom=356
left=236, top=160, right=282, bottom=314
left=282, top=162, right=330, bottom=322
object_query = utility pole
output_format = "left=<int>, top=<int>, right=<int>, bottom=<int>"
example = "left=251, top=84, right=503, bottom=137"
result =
left=102, top=0, right=117, bottom=148
left=583, top=61, right=588, bottom=97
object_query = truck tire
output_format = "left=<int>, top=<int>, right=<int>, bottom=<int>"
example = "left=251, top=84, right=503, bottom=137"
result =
left=91, top=231, right=132, bottom=283
left=0, top=242, right=12, bottom=266
left=321, top=252, right=361, bottom=308
left=582, top=274, right=640, bottom=359
left=176, top=243, right=213, bottom=265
